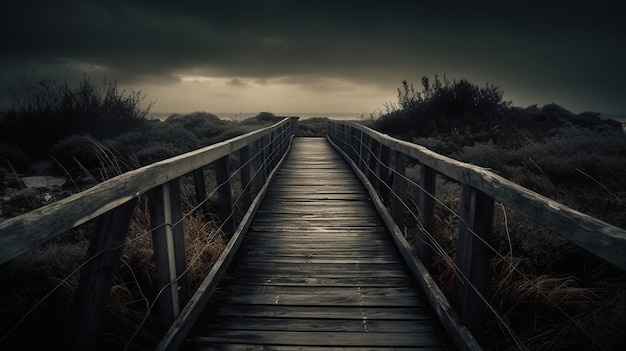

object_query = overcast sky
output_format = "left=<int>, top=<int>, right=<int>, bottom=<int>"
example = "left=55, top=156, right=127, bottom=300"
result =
left=1, top=1, right=624, bottom=115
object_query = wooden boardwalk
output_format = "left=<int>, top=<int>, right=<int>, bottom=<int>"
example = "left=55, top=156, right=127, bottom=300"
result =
left=184, top=138, right=452, bottom=350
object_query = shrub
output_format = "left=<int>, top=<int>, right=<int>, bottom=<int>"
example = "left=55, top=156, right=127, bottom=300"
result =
left=0, top=143, right=30, bottom=171
left=0, top=75, right=151, bottom=158
left=375, top=75, right=510, bottom=139
left=109, top=122, right=201, bottom=166
left=297, top=117, right=329, bottom=137
left=50, top=134, right=100, bottom=173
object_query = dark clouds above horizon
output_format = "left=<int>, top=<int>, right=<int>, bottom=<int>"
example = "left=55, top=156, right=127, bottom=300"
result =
left=2, top=0, right=625, bottom=114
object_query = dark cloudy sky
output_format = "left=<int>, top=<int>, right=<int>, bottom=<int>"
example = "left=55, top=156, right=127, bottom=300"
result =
left=1, top=0, right=624, bottom=115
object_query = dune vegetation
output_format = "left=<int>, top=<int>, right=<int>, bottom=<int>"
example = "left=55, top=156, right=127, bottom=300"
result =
left=368, top=75, right=626, bottom=350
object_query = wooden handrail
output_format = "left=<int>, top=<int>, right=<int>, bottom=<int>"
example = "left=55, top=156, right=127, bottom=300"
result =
left=327, top=120, right=626, bottom=348
left=0, top=117, right=298, bottom=350
left=0, top=118, right=295, bottom=264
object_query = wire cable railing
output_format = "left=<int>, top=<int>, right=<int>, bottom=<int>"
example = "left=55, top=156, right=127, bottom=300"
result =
left=0, top=117, right=298, bottom=350
left=327, top=120, right=626, bottom=350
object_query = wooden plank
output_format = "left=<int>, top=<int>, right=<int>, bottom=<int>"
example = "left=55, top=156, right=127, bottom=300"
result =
left=454, top=185, right=494, bottom=339
left=210, top=304, right=436, bottom=320
left=417, top=165, right=436, bottom=268
left=201, top=317, right=437, bottom=333
left=215, top=285, right=422, bottom=297
left=216, top=154, right=235, bottom=235
left=148, top=180, right=190, bottom=328
left=193, top=344, right=446, bottom=351
left=67, top=199, right=137, bottom=351
left=187, top=330, right=444, bottom=347
left=213, top=291, right=422, bottom=306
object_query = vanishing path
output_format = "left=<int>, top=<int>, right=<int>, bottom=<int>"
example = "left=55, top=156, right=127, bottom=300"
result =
left=184, top=138, right=452, bottom=350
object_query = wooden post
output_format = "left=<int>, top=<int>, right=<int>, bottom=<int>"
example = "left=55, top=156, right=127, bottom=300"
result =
left=193, top=168, right=208, bottom=213
left=216, top=154, right=235, bottom=235
left=239, top=145, right=253, bottom=210
left=379, top=144, right=391, bottom=203
left=392, top=151, right=407, bottom=229
left=368, top=137, right=379, bottom=186
left=357, top=131, right=365, bottom=172
left=454, top=184, right=494, bottom=339
left=67, top=199, right=137, bottom=351
left=417, top=165, right=436, bottom=269
left=255, top=137, right=266, bottom=191
left=289, top=116, right=299, bottom=135
left=267, top=131, right=276, bottom=172
left=149, top=179, right=190, bottom=330
left=351, top=128, right=359, bottom=164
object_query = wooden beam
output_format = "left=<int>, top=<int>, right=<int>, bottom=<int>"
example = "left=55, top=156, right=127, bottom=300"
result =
left=67, top=198, right=137, bottom=350
left=392, top=151, right=407, bottom=229
left=216, top=155, right=235, bottom=235
left=417, top=165, right=436, bottom=269
left=454, top=185, right=494, bottom=339
left=239, top=145, right=253, bottom=209
left=148, top=180, right=190, bottom=329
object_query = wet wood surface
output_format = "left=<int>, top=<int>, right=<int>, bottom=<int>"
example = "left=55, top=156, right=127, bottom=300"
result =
left=185, top=138, right=451, bottom=350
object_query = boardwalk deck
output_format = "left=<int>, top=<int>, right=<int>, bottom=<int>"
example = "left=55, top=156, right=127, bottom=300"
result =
left=184, top=138, right=452, bottom=350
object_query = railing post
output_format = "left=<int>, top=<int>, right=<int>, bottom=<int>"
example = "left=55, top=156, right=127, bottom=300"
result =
left=148, top=179, right=190, bottom=330
left=239, top=145, right=253, bottom=210
left=67, top=199, right=137, bottom=351
left=367, top=137, right=379, bottom=187
left=193, top=168, right=208, bottom=213
left=454, top=184, right=494, bottom=339
left=379, top=144, right=391, bottom=204
left=392, top=151, right=407, bottom=229
left=268, top=131, right=276, bottom=171
left=289, top=116, right=299, bottom=136
left=417, top=165, right=436, bottom=269
left=255, top=137, right=266, bottom=191
left=216, top=154, right=235, bottom=235
left=358, top=130, right=365, bottom=172
left=351, top=128, right=359, bottom=164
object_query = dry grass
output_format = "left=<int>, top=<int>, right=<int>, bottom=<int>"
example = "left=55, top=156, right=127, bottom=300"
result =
left=396, top=165, right=626, bottom=350
left=0, top=182, right=228, bottom=350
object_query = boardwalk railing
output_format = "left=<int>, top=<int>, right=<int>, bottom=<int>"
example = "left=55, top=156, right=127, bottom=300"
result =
left=327, top=120, right=626, bottom=348
left=0, top=117, right=298, bottom=350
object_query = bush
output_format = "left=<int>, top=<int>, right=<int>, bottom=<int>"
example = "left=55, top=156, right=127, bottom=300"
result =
left=50, top=134, right=100, bottom=173
left=297, top=117, right=329, bottom=137
left=109, top=122, right=201, bottom=166
left=0, top=143, right=30, bottom=171
left=375, top=75, right=509, bottom=139
left=0, top=76, right=151, bottom=158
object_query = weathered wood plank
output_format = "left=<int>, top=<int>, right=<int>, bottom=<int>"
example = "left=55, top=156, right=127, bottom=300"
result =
left=193, top=344, right=446, bottom=351
left=187, top=330, right=444, bottom=347
left=201, top=317, right=437, bottom=333
left=210, top=304, right=436, bottom=320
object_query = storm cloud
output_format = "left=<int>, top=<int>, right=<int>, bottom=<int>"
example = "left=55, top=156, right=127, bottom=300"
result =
left=2, top=0, right=624, bottom=113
